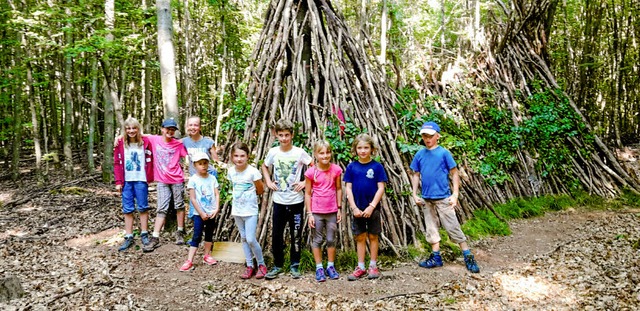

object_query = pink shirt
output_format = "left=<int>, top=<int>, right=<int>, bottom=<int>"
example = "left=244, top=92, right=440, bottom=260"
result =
left=304, top=164, right=343, bottom=214
left=147, top=135, right=188, bottom=184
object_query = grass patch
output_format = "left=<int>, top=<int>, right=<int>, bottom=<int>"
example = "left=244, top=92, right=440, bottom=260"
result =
left=461, top=209, right=511, bottom=241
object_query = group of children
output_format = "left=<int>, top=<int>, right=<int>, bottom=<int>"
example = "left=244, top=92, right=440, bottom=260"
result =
left=114, top=116, right=480, bottom=282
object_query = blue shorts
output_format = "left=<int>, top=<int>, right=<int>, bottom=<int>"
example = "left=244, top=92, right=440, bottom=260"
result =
left=121, top=181, right=149, bottom=214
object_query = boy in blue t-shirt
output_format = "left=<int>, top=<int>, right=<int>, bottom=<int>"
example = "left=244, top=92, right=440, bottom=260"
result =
left=410, top=121, right=480, bottom=273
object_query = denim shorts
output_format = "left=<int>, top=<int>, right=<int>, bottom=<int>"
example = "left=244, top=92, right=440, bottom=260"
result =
left=122, top=181, right=149, bottom=214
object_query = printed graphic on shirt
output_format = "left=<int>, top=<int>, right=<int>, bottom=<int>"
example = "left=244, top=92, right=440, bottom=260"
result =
left=366, top=168, right=374, bottom=179
left=156, top=144, right=177, bottom=175
left=275, top=159, right=300, bottom=192
left=197, top=184, right=214, bottom=213
left=126, top=150, right=142, bottom=172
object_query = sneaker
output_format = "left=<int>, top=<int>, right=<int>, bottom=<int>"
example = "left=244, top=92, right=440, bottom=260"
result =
left=142, top=237, right=160, bottom=253
left=464, top=254, right=480, bottom=273
left=326, top=266, right=339, bottom=280
left=290, top=265, right=301, bottom=279
left=179, top=260, right=194, bottom=272
left=367, top=266, right=380, bottom=279
left=175, top=230, right=185, bottom=245
left=265, top=267, right=283, bottom=280
left=315, top=268, right=326, bottom=282
left=419, top=253, right=443, bottom=268
left=203, top=254, right=218, bottom=265
left=140, top=233, right=150, bottom=246
left=118, top=236, right=134, bottom=252
left=255, top=265, right=268, bottom=279
left=347, top=267, right=367, bottom=281
left=241, top=266, right=254, bottom=279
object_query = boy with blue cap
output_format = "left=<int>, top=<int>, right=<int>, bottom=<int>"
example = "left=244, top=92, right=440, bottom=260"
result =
left=410, top=121, right=480, bottom=273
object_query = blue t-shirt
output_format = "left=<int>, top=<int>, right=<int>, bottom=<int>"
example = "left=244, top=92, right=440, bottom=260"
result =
left=409, top=146, right=456, bottom=199
left=182, top=136, right=218, bottom=178
left=343, top=160, right=388, bottom=210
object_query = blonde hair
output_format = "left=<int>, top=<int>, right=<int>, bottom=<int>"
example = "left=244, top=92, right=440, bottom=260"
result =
left=351, top=134, right=377, bottom=155
left=123, top=117, right=143, bottom=147
left=313, top=140, right=332, bottom=156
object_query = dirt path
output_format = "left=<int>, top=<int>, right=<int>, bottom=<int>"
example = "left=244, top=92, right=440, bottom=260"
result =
left=5, top=179, right=636, bottom=311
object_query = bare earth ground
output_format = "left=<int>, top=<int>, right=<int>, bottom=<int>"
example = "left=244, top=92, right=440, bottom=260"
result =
left=0, top=144, right=639, bottom=310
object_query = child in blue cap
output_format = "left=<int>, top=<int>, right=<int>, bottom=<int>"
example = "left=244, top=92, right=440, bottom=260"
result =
left=410, top=121, right=480, bottom=273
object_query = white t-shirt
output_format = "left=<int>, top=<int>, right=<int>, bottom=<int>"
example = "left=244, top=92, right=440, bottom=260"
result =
left=263, top=146, right=312, bottom=204
left=186, top=174, right=219, bottom=218
left=227, top=165, right=262, bottom=216
left=124, top=144, right=146, bottom=182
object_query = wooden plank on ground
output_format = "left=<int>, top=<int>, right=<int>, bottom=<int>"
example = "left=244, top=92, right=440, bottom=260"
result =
left=210, top=241, right=246, bottom=264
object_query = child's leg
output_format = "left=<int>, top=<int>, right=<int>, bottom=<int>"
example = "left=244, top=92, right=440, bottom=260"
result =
left=311, top=213, right=326, bottom=265
left=325, top=213, right=338, bottom=263
left=202, top=218, right=215, bottom=256
left=271, top=203, right=287, bottom=268
left=368, top=233, right=379, bottom=263
left=435, top=198, right=467, bottom=250
left=188, top=215, right=204, bottom=260
left=152, top=182, right=172, bottom=237
left=234, top=216, right=254, bottom=267
left=355, top=233, right=367, bottom=264
left=367, top=209, right=383, bottom=268
left=124, top=214, right=134, bottom=235
left=422, top=201, right=442, bottom=252
left=133, top=181, right=150, bottom=233
left=169, top=183, right=186, bottom=229
left=288, top=202, right=304, bottom=266
left=244, top=215, right=265, bottom=266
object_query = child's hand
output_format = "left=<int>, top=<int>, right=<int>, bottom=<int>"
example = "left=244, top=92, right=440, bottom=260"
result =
left=115, top=184, right=122, bottom=192
left=266, top=180, right=279, bottom=191
left=200, top=212, right=209, bottom=220
left=351, top=208, right=362, bottom=218
left=413, top=195, right=425, bottom=206
left=449, top=194, right=458, bottom=207
left=337, top=212, right=342, bottom=223
left=362, top=206, right=374, bottom=218
left=307, top=215, right=315, bottom=229
left=293, top=181, right=305, bottom=192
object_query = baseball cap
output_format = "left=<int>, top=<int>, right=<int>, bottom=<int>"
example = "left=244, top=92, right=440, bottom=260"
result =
left=419, top=121, right=440, bottom=135
left=161, top=118, right=178, bottom=129
left=191, top=152, right=210, bottom=163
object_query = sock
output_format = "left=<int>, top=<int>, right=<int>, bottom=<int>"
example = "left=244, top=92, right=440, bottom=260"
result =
left=433, top=250, right=441, bottom=256
left=369, top=260, right=377, bottom=268
left=152, top=232, right=160, bottom=238
left=141, top=231, right=148, bottom=235
left=358, top=262, right=365, bottom=270
left=327, top=262, right=334, bottom=268
left=316, top=263, right=324, bottom=271
left=462, top=249, right=472, bottom=256
left=177, top=227, right=184, bottom=232
left=125, top=234, right=133, bottom=239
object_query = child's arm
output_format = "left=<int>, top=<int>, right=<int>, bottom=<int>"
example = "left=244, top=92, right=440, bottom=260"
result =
left=189, top=188, right=208, bottom=220
left=363, top=182, right=385, bottom=218
left=411, top=171, right=425, bottom=206
left=305, top=177, right=315, bottom=228
left=449, top=167, right=460, bottom=207
left=211, top=187, right=221, bottom=218
left=345, top=183, right=362, bottom=218
left=262, top=163, right=278, bottom=191
left=254, top=180, right=265, bottom=196
left=335, top=174, right=343, bottom=223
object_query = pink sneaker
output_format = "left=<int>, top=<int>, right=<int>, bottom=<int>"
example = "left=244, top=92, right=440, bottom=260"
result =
left=347, top=267, right=367, bottom=281
left=240, top=266, right=254, bottom=279
left=179, top=260, right=194, bottom=272
left=255, top=264, right=268, bottom=279
left=203, top=254, right=218, bottom=265
left=367, top=266, right=380, bottom=279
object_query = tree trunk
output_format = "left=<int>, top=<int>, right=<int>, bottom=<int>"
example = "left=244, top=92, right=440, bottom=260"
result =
left=63, top=5, right=74, bottom=176
left=157, top=0, right=180, bottom=123
left=88, top=59, right=98, bottom=173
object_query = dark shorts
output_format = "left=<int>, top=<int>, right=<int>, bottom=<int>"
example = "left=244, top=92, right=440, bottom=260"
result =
left=351, top=208, right=382, bottom=235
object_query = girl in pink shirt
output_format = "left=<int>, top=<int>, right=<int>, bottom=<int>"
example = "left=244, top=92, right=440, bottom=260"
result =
left=304, top=140, right=343, bottom=282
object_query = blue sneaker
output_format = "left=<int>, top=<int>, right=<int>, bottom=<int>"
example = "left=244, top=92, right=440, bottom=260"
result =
left=315, top=268, right=326, bottom=282
left=118, top=236, right=134, bottom=252
left=464, top=254, right=480, bottom=273
left=419, top=253, right=443, bottom=268
left=265, top=267, right=283, bottom=280
left=326, top=266, right=339, bottom=280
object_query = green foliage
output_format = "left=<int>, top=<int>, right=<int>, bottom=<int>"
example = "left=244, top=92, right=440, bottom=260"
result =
left=461, top=210, right=511, bottom=241
left=221, top=86, right=251, bottom=133
left=335, top=249, right=358, bottom=272
left=323, top=116, right=366, bottom=164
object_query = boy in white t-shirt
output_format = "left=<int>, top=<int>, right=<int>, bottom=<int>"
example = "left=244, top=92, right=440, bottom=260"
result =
left=261, top=119, right=312, bottom=279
